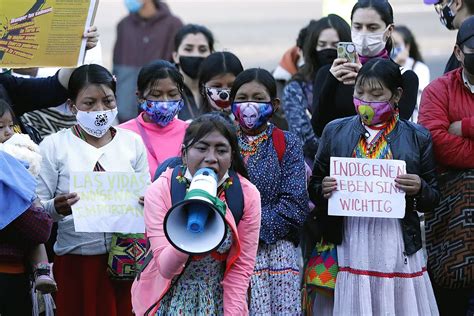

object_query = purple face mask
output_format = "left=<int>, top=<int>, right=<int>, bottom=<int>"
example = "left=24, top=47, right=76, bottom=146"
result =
left=231, top=101, right=273, bottom=130
left=353, top=97, right=394, bottom=125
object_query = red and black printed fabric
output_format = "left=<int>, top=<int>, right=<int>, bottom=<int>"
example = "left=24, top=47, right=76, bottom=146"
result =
left=425, top=169, right=474, bottom=288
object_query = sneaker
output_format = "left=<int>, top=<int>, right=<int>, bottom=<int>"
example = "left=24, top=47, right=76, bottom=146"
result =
left=34, top=263, right=57, bottom=293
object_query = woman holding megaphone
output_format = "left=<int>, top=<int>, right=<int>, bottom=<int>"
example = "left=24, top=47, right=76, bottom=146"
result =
left=131, top=113, right=261, bottom=315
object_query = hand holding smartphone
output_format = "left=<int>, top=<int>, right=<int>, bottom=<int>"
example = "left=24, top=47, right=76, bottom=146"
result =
left=337, top=42, right=357, bottom=63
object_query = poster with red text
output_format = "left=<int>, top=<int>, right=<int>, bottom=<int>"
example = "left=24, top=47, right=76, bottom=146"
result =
left=328, top=157, right=406, bottom=218
left=0, top=0, right=98, bottom=68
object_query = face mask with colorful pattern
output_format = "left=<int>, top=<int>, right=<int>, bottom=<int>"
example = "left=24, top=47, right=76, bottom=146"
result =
left=206, top=87, right=231, bottom=110
left=231, top=101, right=273, bottom=130
left=140, top=99, right=184, bottom=126
left=353, top=97, right=394, bottom=126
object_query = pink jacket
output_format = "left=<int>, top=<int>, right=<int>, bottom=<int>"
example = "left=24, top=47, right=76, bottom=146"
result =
left=131, top=168, right=261, bottom=315
left=119, top=114, right=188, bottom=178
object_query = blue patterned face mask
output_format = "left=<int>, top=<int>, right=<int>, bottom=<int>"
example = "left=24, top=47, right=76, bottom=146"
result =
left=140, top=99, right=184, bottom=127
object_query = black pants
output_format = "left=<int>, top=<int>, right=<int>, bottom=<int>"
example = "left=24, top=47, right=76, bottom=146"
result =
left=431, top=280, right=473, bottom=316
left=0, top=273, right=32, bottom=316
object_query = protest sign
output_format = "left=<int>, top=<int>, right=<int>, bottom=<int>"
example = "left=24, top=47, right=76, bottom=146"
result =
left=70, top=172, right=148, bottom=233
left=328, top=157, right=406, bottom=218
left=0, top=0, right=98, bottom=68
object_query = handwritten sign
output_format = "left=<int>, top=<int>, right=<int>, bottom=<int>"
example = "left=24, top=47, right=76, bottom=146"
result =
left=0, top=0, right=99, bottom=68
left=328, top=157, right=406, bottom=218
left=70, top=172, right=148, bottom=233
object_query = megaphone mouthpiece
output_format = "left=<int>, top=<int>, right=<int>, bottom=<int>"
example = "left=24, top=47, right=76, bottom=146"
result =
left=186, top=204, right=210, bottom=233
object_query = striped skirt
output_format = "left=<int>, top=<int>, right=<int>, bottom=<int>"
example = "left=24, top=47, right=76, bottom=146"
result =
left=250, top=240, right=301, bottom=315
left=334, top=217, right=439, bottom=316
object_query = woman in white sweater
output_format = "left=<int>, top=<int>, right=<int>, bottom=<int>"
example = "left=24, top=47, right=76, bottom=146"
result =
left=36, top=64, right=149, bottom=316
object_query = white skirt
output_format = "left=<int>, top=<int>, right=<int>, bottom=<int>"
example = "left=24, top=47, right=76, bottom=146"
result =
left=334, top=216, right=439, bottom=316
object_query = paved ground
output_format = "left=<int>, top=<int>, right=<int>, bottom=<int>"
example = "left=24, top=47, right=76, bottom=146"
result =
left=94, top=0, right=455, bottom=80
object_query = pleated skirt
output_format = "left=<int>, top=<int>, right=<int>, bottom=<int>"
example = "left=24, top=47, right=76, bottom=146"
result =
left=334, top=217, right=439, bottom=316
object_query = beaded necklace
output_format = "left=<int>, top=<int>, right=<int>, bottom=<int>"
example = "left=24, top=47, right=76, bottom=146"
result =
left=353, top=113, right=399, bottom=159
left=237, top=128, right=268, bottom=157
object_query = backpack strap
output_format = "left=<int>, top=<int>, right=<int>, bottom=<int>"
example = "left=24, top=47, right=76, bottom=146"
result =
left=272, top=127, right=286, bottom=164
left=154, top=157, right=183, bottom=181
left=170, top=165, right=187, bottom=205
left=224, top=170, right=244, bottom=226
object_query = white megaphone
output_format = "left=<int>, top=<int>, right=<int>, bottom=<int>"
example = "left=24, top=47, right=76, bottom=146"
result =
left=164, top=168, right=227, bottom=255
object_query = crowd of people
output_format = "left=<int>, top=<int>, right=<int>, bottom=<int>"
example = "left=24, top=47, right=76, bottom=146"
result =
left=0, top=0, right=473, bottom=315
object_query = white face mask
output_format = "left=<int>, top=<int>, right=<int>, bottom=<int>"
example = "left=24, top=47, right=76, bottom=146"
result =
left=75, top=107, right=118, bottom=138
left=351, top=28, right=388, bottom=57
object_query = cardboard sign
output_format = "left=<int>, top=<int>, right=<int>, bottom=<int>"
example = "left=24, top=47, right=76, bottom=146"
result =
left=328, top=157, right=406, bottom=218
left=0, top=0, right=99, bottom=68
left=70, top=172, right=148, bottom=233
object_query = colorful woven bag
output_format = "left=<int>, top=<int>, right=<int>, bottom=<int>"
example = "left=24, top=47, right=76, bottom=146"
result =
left=305, top=239, right=338, bottom=289
left=107, top=233, right=147, bottom=280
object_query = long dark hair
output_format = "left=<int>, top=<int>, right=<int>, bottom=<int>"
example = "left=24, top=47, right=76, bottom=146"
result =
left=174, top=24, right=215, bottom=53
left=182, top=112, right=248, bottom=179
left=68, top=64, right=116, bottom=101
left=137, top=60, right=185, bottom=98
left=394, top=25, right=424, bottom=63
left=0, top=99, right=14, bottom=119
left=355, top=58, right=403, bottom=98
left=295, top=15, right=351, bottom=82
left=351, top=0, right=394, bottom=53
left=0, top=85, right=13, bottom=107
left=198, top=52, right=244, bottom=113
left=230, top=68, right=277, bottom=103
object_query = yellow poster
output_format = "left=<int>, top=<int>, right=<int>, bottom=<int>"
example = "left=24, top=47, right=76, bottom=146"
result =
left=0, top=0, right=98, bottom=68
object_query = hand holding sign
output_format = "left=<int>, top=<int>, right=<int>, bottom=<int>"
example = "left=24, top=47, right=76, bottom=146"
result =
left=395, top=174, right=421, bottom=196
left=54, top=192, right=80, bottom=216
left=84, top=25, right=99, bottom=50
left=328, top=157, right=407, bottom=219
left=322, top=176, right=337, bottom=199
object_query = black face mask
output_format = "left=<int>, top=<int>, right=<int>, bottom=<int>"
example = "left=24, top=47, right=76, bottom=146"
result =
left=463, top=52, right=474, bottom=75
left=179, top=56, right=205, bottom=79
left=439, top=2, right=456, bottom=30
left=316, top=49, right=337, bottom=66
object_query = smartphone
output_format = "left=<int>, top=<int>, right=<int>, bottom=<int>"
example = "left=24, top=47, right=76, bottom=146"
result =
left=337, top=42, right=357, bottom=63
